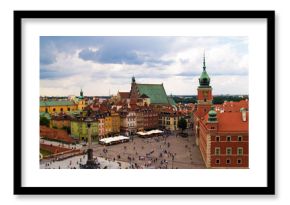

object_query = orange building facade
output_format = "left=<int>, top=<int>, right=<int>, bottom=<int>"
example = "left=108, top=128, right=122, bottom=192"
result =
left=198, top=110, right=249, bottom=168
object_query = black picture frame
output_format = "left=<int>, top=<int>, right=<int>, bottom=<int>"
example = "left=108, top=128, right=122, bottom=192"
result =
left=14, top=10, right=275, bottom=195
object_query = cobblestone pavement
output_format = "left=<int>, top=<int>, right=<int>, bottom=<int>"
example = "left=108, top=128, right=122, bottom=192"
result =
left=90, top=130, right=205, bottom=169
left=40, top=154, right=130, bottom=169
left=40, top=129, right=206, bottom=169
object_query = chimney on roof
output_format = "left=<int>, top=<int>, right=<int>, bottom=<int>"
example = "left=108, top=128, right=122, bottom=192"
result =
left=241, top=108, right=247, bottom=122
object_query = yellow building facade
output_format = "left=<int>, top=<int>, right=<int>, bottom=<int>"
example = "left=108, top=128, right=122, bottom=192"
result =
left=105, top=113, right=113, bottom=136
left=70, top=120, right=99, bottom=141
left=111, top=111, right=121, bottom=134
left=50, top=118, right=71, bottom=129
left=160, top=112, right=181, bottom=131
left=77, top=99, right=87, bottom=111
left=169, top=115, right=179, bottom=131
left=104, top=115, right=112, bottom=136
left=40, top=101, right=77, bottom=114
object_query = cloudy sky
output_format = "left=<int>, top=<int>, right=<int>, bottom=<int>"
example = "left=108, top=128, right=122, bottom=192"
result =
left=40, top=36, right=248, bottom=96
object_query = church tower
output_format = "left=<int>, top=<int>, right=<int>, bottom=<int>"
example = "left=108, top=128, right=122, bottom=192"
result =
left=196, top=53, right=213, bottom=117
left=80, top=89, right=84, bottom=99
left=129, top=76, right=138, bottom=107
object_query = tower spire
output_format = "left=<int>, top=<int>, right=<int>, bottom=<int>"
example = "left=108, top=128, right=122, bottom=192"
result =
left=203, top=51, right=206, bottom=71
left=80, top=88, right=83, bottom=99
left=199, top=51, right=210, bottom=87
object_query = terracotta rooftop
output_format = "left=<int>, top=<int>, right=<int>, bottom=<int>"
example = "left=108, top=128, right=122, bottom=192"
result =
left=216, top=99, right=249, bottom=112
left=118, top=92, right=130, bottom=99
left=204, top=111, right=248, bottom=132
left=194, top=109, right=206, bottom=118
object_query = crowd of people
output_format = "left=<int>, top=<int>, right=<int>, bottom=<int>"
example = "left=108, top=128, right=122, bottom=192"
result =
left=92, top=132, right=198, bottom=169
left=40, top=129, right=205, bottom=169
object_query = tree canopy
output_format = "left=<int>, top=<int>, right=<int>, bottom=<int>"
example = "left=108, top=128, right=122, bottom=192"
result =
left=178, top=117, right=187, bottom=133
left=40, top=116, right=50, bottom=127
left=173, top=95, right=248, bottom=105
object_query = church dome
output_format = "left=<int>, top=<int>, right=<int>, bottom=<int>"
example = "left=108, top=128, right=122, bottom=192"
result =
left=208, top=106, right=217, bottom=122
left=199, top=71, right=210, bottom=86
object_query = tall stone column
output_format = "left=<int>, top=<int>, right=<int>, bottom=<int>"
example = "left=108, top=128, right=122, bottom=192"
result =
left=87, top=124, right=93, bottom=163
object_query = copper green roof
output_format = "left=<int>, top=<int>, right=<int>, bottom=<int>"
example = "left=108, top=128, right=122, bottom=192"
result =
left=208, top=106, right=217, bottom=116
left=208, top=106, right=217, bottom=122
left=168, top=96, right=177, bottom=106
left=199, top=70, right=210, bottom=87
left=199, top=53, right=211, bottom=87
left=200, top=70, right=210, bottom=80
left=40, top=101, right=75, bottom=107
left=137, top=84, right=173, bottom=105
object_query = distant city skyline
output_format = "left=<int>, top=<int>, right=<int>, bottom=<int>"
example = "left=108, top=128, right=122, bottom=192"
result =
left=40, top=36, right=248, bottom=96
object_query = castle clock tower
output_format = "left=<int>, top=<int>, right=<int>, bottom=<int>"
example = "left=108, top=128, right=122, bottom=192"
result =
left=194, top=53, right=213, bottom=146
left=197, top=53, right=213, bottom=118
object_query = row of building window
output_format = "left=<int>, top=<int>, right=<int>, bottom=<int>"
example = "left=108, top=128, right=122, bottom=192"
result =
left=215, top=147, right=243, bottom=155
left=162, top=117, right=180, bottom=120
left=215, top=158, right=243, bottom=165
left=215, top=135, right=243, bottom=142
left=46, top=107, right=71, bottom=112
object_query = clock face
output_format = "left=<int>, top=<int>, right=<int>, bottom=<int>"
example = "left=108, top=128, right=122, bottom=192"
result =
left=203, top=91, right=208, bottom=97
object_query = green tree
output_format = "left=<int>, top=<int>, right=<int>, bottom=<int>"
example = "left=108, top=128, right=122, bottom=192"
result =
left=40, top=116, right=50, bottom=127
left=62, top=126, right=71, bottom=134
left=178, top=117, right=187, bottom=133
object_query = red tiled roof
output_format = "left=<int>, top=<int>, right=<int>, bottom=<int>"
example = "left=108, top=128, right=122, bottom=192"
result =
left=99, top=107, right=109, bottom=112
left=89, top=103, right=100, bottom=111
left=194, top=109, right=205, bottom=118
left=219, top=100, right=249, bottom=112
left=116, top=102, right=124, bottom=106
left=118, top=92, right=130, bottom=99
left=204, top=112, right=248, bottom=132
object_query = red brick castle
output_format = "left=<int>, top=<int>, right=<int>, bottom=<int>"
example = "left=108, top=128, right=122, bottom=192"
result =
left=193, top=54, right=249, bottom=168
